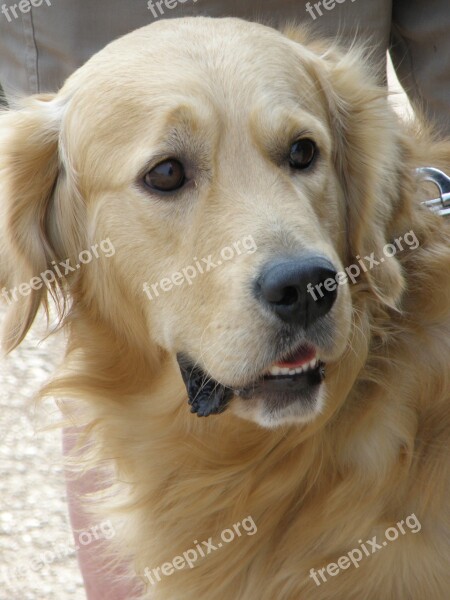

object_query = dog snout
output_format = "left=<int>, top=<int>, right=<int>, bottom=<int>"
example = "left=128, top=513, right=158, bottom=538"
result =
left=255, top=255, right=338, bottom=328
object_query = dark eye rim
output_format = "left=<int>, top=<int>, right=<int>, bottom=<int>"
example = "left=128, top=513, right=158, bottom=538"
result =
left=289, top=138, right=318, bottom=170
left=141, top=157, right=187, bottom=193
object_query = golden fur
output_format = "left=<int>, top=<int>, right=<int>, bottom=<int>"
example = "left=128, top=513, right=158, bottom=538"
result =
left=1, top=17, right=449, bottom=599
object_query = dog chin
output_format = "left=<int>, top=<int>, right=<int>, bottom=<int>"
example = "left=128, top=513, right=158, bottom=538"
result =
left=231, top=386, right=326, bottom=429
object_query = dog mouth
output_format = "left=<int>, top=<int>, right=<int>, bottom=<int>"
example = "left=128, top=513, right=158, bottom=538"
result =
left=259, top=344, right=321, bottom=379
left=177, top=344, right=326, bottom=417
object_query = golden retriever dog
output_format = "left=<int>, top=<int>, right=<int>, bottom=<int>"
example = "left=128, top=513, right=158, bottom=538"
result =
left=1, top=17, right=449, bottom=600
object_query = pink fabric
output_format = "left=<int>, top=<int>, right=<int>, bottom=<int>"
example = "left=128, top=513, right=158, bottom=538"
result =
left=63, top=428, right=143, bottom=600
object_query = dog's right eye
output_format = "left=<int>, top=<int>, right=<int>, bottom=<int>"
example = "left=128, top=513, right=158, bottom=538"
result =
left=289, top=139, right=317, bottom=170
left=143, top=159, right=186, bottom=192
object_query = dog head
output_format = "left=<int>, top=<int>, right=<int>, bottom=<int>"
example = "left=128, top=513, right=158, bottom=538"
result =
left=0, top=18, right=408, bottom=428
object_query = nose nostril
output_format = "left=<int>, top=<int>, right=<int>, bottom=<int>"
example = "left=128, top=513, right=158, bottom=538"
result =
left=256, top=255, right=338, bottom=328
left=274, top=286, right=298, bottom=306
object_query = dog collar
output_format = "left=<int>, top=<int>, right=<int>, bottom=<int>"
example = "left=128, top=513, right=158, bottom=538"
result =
left=417, top=167, right=450, bottom=218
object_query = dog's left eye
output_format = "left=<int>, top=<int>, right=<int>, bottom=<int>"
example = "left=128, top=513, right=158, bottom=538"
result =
left=143, top=159, right=186, bottom=192
left=289, top=139, right=317, bottom=170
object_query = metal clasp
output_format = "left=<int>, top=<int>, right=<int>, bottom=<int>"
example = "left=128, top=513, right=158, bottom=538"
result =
left=417, top=167, right=450, bottom=217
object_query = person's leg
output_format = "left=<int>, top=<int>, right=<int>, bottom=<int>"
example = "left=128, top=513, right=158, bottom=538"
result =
left=0, top=84, right=6, bottom=107
left=0, top=0, right=391, bottom=98
left=391, top=0, right=450, bottom=135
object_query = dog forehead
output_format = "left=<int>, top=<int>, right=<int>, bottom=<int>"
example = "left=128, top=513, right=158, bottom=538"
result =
left=57, top=18, right=324, bottom=186
left=61, top=17, right=315, bottom=110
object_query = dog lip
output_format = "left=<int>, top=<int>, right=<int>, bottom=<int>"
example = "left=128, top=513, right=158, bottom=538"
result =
left=237, top=341, right=325, bottom=398
left=263, top=359, right=323, bottom=380
left=272, top=343, right=317, bottom=369
left=235, top=361, right=325, bottom=401
left=176, top=352, right=234, bottom=417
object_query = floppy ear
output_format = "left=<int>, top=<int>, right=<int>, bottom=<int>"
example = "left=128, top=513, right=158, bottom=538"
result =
left=0, top=95, right=85, bottom=353
left=286, top=29, right=406, bottom=308
left=317, top=48, right=407, bottom=308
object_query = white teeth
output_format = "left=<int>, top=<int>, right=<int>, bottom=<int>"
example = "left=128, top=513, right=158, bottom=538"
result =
left=266, top=357, right=319, bottom=377
left=268, top=366, right=283, bottom=376
left=308, top=359, right=318, bottom=370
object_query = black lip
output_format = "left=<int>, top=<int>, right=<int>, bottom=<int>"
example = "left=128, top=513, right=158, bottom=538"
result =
left=235, top=362, right=325, bottom=399
left=176, top=353, right=234, bottom=417
left=177, top=353, right=325, bottom=417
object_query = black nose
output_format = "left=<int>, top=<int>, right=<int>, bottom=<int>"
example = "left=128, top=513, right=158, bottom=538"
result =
left=256, top=255, right=338, bottom=328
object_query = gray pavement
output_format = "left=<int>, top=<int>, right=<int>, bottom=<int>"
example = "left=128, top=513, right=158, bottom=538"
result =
left=0, top=304, right=85, bottom=600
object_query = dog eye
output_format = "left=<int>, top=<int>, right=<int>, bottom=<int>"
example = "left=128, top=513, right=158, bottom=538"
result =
left=289, top=139, right=317, bottom=170
left=143, top=159, right=186, bottom=192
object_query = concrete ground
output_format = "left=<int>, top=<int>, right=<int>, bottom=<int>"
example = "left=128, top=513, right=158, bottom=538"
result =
left=0, top=305, right=85, bottom=600
left=0, top=59, right=409, bottom=600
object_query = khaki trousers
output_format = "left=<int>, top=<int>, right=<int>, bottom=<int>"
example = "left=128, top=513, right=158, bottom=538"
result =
left=0, top=0, right=449, bottom=131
